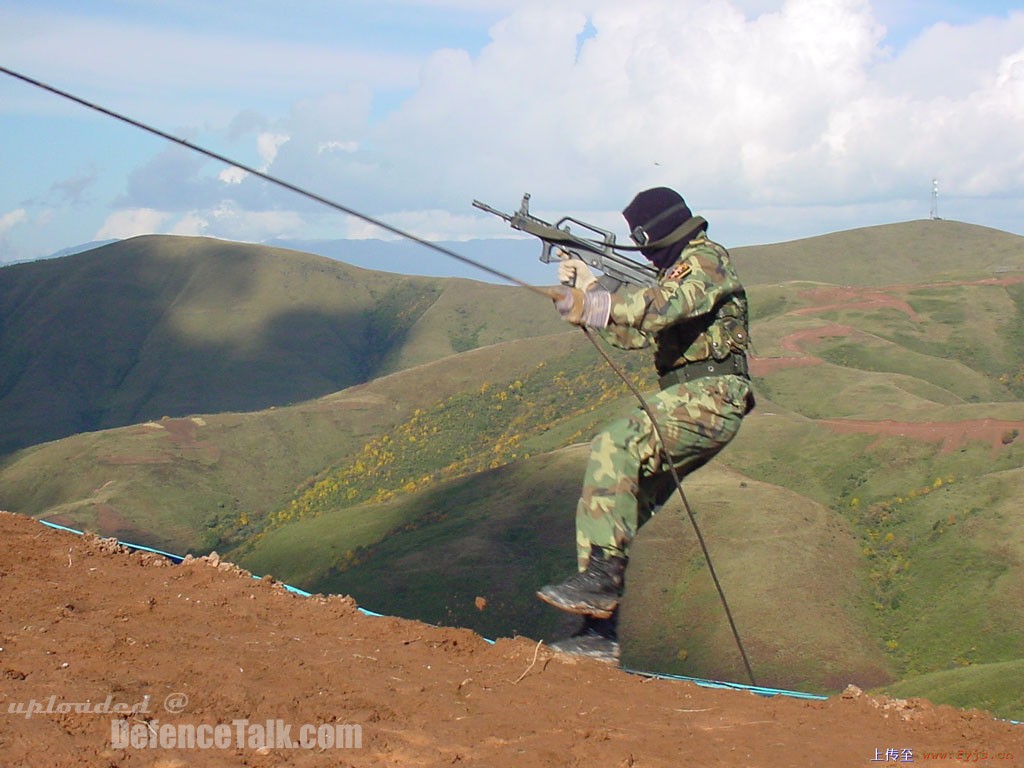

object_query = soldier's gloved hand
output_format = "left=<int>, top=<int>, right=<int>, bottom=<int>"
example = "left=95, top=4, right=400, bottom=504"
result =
left=557, top=257, right=598, bottom=292
left=544, top=286, right=611, bottom=328
left=545, top=285, right=585, bottom=324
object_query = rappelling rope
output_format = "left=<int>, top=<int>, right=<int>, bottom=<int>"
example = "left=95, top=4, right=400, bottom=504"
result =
left=3, top=64, right=755, bottom=685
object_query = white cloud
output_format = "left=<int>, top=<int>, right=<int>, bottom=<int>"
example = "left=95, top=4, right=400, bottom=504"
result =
left=9, top=0, right=1024, bottom=259
left=218, top=167, right=249, bottom=185
left=257, top=133, right=290, bottom=168
left=216, top=132, right=290, bottom=185
left=335, top=0, right=1022, bottom=232
left=93, top=203, right=305, bottom=244
left=155, top=3, right=1024, bottom=240
left=0, top=208, right=28, bottom=234
left=95, top=209, right=170, bottom=240
left=318, top=141, right=360, bottom=154
left=169, top=213, right=210, bottom=237
left=91, top=0, right=1024, bottom=243
left=204, top=201, right=305, bottom=241
left=344, top=208, right=519, bottom=241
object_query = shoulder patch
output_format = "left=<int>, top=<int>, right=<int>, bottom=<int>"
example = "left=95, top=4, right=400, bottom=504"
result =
left=666, top=262, right=691, bottom=281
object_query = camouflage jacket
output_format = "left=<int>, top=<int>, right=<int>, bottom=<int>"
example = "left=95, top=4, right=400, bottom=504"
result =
left=598, top=234, right=750, bottom=376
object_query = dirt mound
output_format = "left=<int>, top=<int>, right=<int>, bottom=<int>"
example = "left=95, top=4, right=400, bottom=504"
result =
left=0, top=511, right=1019, bottom=767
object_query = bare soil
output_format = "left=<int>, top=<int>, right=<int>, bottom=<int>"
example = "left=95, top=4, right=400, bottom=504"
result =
left=1, top=512, right=1020, bottom=767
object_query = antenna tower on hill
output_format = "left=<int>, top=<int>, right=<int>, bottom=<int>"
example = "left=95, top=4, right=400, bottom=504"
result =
left=930, top=178, right=940, bottom=220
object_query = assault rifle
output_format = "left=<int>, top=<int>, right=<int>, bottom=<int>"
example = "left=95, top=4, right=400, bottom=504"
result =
left=472, top=193, right=658, bottom=289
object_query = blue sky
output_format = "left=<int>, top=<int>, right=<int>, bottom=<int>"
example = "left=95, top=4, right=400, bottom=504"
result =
left=1, top=0, right=1022, bottom=275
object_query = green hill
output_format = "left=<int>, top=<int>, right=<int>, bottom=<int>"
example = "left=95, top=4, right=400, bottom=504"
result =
left=2, top=221, right=1024, bottom=719
left=0, top=330, right=591, bottom=553
left=731, top=218, right=1024, bottom=287
left=0, top=234, right=565, bottom=455
left=884, top=660, right=1024, bottom=719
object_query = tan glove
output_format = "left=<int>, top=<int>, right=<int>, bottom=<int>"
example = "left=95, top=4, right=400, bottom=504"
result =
left=544, top=286, right=586, bottom=325
left=544, top=285, right=612, bottom=328
left=557, top=256, right=598, bottom=291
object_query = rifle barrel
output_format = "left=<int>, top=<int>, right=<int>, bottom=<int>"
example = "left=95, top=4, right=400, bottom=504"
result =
left=471, top=200, right=512, bottom=222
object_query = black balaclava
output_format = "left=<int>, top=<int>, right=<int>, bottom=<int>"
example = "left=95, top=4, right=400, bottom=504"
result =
left=622, top=187, right=706, bottom=271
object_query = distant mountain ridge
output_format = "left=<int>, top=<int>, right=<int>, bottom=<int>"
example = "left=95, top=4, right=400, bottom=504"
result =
left=45, top=239, right=120, bottom=260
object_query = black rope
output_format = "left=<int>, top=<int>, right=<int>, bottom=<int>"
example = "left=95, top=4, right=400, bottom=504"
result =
left=2, top=64, right=756, bottom=685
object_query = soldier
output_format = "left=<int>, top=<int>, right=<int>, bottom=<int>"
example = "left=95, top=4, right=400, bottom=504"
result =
left=538, top=187, right=755, bottom=664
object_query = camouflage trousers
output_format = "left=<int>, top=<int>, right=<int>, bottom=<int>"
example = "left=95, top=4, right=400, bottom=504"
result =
left=574, top=373, right=751, bottom=570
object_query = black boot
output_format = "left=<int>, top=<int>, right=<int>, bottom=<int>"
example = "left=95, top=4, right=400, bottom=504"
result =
left=548, top=614, right=620, bottom=665
left=536, top=545, right=627, bottom=618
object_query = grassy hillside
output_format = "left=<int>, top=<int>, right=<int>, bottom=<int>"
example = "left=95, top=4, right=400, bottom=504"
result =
left=230, top=377, right=1024, bottom=697
left=2, top=221, right=1024, bottom=718
left=884, top=660, right=1024, bottom=720
left=246, top=447, right=892, bottom=694
left=234, top=245, right=1024, bottom=716
left=0, top=235, right=565, bottom=455
left=617, top=464, right=891, bottom=692
left=243, top=448, right=589, bottom=642
left=731, top=219, right=1024, bottom=287
left=0, top=331, right=588, bottom=553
